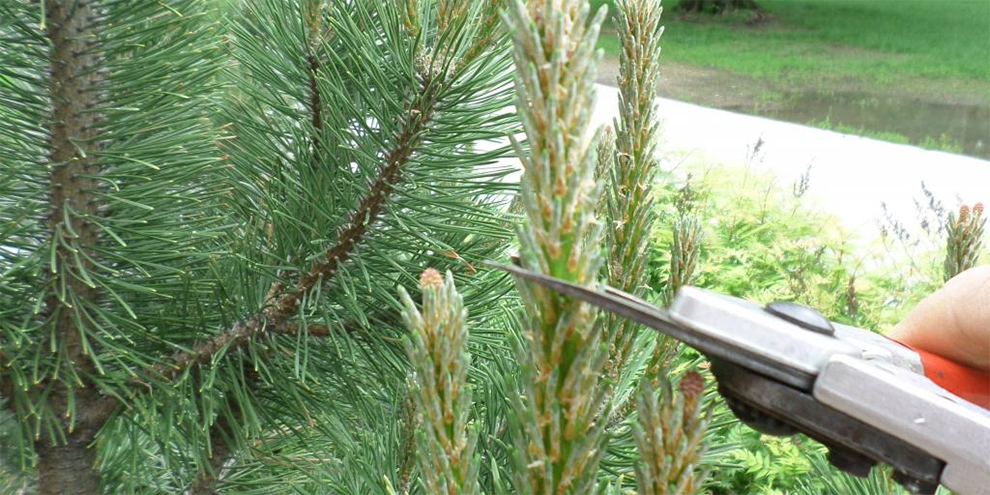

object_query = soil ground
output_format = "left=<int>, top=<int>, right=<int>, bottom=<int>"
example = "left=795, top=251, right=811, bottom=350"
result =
left=596, top=58, right=990, bottom=159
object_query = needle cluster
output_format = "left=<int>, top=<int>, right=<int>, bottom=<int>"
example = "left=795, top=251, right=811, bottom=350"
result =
left=601, top=1, right=712, bottom=490
left=603, top=0, right=667, bottom=373
left=663, top=216, right=704, bottom=307
left=502, top=0, right=611, bottom=492
left=633, top=371, right=711, bottom=495
left=399, top=269, right=480, bottom=495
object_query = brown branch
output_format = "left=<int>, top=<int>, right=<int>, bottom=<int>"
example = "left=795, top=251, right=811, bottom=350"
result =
left=278, top=323, right=330, bottom=337
left=155, top=74, right=439, bottom=383
left=152, top=320, right=266, bottom=383
left=270, top=85, right=438, bottom=320
left=307, top=53, right=323, bottom=159
left=34, top=1, right=110, bottom=493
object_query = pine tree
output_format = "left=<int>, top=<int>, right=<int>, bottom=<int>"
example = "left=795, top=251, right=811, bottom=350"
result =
left=1, top=0, right=517, bottom=493
left=3, top=0, right=717, bottom=493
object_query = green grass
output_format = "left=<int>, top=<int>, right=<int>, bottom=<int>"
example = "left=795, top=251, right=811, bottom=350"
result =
left=593, top=0, right=990, bottom=84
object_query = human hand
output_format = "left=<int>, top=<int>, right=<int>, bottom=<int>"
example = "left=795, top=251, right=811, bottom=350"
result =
left=888, top=266, right=990, bottom=372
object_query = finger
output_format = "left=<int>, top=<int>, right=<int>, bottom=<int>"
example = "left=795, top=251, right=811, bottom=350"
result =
left=888, top=266, right=990, bottom=371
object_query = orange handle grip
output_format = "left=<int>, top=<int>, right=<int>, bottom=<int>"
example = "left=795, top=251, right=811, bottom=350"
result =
left=889, top=337, right=990, bottom=409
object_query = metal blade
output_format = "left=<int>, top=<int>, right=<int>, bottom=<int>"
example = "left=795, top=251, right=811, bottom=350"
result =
left=485, top=261, right=714, bottom=352
left=489, top=261, right=826, bottom=386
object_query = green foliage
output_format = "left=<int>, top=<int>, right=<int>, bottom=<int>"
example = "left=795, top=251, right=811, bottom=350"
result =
left=1, top=0, right=520, bottom=492
left=795, top=454, right=907, bottom=495
left=643, top=166, right=958, bottom=495
left=709, top=429, right=824, bottom=494
left=943, top=203, right=986, bottom=281
left=596, top=0, right=990, bottom=84
left=399, top=269, right=480, bottom=494
left=501, top=0, right=614, bottom=492
left=648, top=166, right=933, bottom=332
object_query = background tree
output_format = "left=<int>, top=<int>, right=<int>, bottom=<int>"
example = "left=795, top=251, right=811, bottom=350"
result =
left=677, top=0, right=760, bottom=15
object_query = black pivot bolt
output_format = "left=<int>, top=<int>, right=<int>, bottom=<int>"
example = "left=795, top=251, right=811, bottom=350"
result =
left=765, top=301, right=835, bottom=336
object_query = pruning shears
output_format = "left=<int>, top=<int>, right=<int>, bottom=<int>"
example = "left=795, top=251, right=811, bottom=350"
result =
left=488, top=262, right=990, bottom=495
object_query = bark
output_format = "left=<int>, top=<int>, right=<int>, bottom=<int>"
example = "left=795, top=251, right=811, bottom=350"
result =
left=35, top=0, right=111, bottom=493
left=187, top=412, right=237, bottom=495
left=680, top=0, right=760, bottom=14
left=36, top=439, right=100, bottom=495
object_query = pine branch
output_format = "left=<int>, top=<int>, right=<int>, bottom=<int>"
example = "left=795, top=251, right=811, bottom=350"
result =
left=43, top=0, right=105, bottom=407
left=604, top=0, right=667, bottom=379
left=503, top=0, right=611, bottom=492
left=400, top=269, right=481, bottom=494
left=184, top=316, right=370, bottom=494
left=633, top=371, right=710, bottom=495
left=33, top=2, right=111, bottom=492
left=157, top=73, right=441, bottom=383
left=305, top=0, right=326, bottom=161
left=307, top=53, right=323, bottom=158
left=165, top=2, right=518, bottom=490
left=663, top=216, right=704, bottom=307
left=395, top=394, right=418, bottom=495
left=145, top=56, right=446, bottom=494
left=944, top=203, right=985, bottom=282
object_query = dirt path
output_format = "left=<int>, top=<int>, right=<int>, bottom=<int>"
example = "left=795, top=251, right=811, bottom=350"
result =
left=598, top=59, right=766, bottom=111
left=597, top=58, right=990, bottom=158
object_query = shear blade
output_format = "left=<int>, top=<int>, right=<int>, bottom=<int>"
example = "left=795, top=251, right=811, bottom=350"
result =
left=486, top=262, right=746, bottom=363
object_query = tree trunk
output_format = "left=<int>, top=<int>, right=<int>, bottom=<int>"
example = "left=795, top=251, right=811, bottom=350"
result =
left=680, top=0, right=760, bottom=14
left=36, top=439, right=100, bottom=495
left=34, top=0, right=111, bottom=493
left=32, top=385, right=114, bottom=495
left=187, top=398, right=239, bottom=495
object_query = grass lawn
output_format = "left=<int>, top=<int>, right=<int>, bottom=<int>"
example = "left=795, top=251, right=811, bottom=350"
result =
left=591, top=0, right=990, bottom=157
left=593, top=0, right=990, bottom=85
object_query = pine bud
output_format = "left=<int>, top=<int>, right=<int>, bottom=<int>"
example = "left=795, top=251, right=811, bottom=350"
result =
left=678, top=371, right=704, bottom=401
left=398, top=270, right=480, bottom=494
left=680, top=369, right=704, bottom=418
left=419, top=267, right=443, bottom=290
left=944, top=202, right=986, bottom=281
